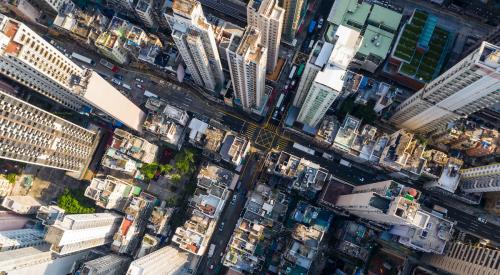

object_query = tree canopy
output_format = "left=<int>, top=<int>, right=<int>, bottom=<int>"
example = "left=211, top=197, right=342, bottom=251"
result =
left=57, top=188, right=95, bottom=214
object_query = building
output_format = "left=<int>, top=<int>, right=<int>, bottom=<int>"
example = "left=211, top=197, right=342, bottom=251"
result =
left=107, top=128, right=158, bottom=164
left=3, top=0, right=41, bottom=24
left=461, top=25, right=500, bottom=58
left=0, top=229, right=46, bottom=252
left=390, top=42, right=500, bottom=134
left=219, top=133, right=250, bottom=167
left=135, top=0, right=156, bottom=28
left=247, top=0, right=283, bottom=72
left=1, top=196, right=41, bottom=215
left=326, top=0, right=403, bottom=73
left=95, top=17, right=131, bottom=64
left=422, top=242, right=500, bottom=275
left=78, top=254, right=131, bottom=275
left=198, top=0, right=247, bottom=23
left=460, top=163, right=500, bottom=193
left=135, top=234, right=159, bottom=259
left=484, top=192, right=500, bottom=215
left=44, top=213, right=122, bottom=255
left=378, top=129, right=426, bottom=175
left=187, top=118, right=226, bottom=160
left=314, top=116, right=339, bottom=147
left=424, top=157, right=462, bottom=193
left=106, top=0, right=135, bottom=12
left=336, top=180, right=426, bottom=227
left=85, top=176, right=138, bottom=211
left=40, top=0, right=69, bottom=13
left=334, top=221, right=375, bottom=262
left=296, top=25, right=360, bottom=127
left=384, top=9, right=452, bottom=89
left=147, top=205, right=174, bottom=237
left=0, top=89, right=98, bottom=172
left=126, top=245, right=191, bottom=275
left=281, top=0, right=306, bottom=43
left=0, top=15, right=146, bottom=131
left=0, top=211, right=31, bottom=231
left=0, top=244, right=90, bottom=275
left=111, top=193, right=155, bottom=255
left=223, top=183, right=288, bottom=273
left=293, top=41, right=333, bottom=107
left=227, top=26, right=268, bottom=112
left=36, top=205, right=65, bottom=226
left=166, top=0, right=224, bottom=92
left=333, top=115, right=362, bottom=152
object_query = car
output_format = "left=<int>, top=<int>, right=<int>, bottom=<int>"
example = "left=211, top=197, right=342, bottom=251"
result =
left=218, top=222, right=225, bottom=231
left=114, top=74, right=124, bottom=81
left=135, top=78, right=144, bottom=83
left=136, top=84, right=143, bottom=89
left=111, top=78, right=122, bottom=85
left=209, top=264, right=214, bottom=270
left=231, top=194, right=237, bottom=205
left=317, top=18, right=324, bottom=29
left=478, top=217, right=487, bottom=223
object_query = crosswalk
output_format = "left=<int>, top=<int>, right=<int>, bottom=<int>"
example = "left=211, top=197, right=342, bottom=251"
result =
left=265, top=123, right=277, bottom=133
left=243, top=123, right=259, bottom=139
left=275, top=138, right=290, bottom=151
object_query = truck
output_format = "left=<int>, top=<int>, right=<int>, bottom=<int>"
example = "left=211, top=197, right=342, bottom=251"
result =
left=71, top=52, right=95, bottom=66
left=340, top=159, right=352, bottom=167
left=208, top=244, right=216, bottom=258
left=293, top=142, right=315, bottom=155
left=99, top=58, right=118, bottom=72
left=288, top=65, right=297, bottom=80
left=144, top=90, right=158, bottom=98
left=297, top=64, right=305, bottom=77
left=308, top=20, right=317, bottom=33
left=275, top=93, right=285, bottom=109
left=122, top=83, right=131, bottom=90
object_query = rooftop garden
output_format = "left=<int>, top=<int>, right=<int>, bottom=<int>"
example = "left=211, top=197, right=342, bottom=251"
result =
left=393, top=10, right=450, bottom=82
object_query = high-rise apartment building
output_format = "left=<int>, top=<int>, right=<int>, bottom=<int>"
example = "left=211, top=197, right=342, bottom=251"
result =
left=0, top=15, right=145, bottom=131
left=227, top=26, right=267, bottom=112
left=126, top=245, right=190, bottom=275
left=135, top=0, right=156, bottom=28
left=422, top=242, right=500, bottom=275
left=79, top=254, right=131, bottom=275
left=460, top=163, right=500, bottom=193
left=44, top=213, right=122, bottom=255
left=40, top=0, right=69, bottom=13
left=296, top=26, right=360, bottom=127
left=247, top=0, right=283, bottom=72
left=281, top=0, right=306, bottom=43
left=166, top=0, right=224, bottom=92
left=0, top=229, right=46, bottom=252
left=390, top=42, right=500, bottom=134
left=0, top=90, right=98, bottom=172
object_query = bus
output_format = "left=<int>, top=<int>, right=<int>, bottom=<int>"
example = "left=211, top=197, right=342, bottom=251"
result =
left=288, top=65, right=297, bottom=79
left=144, top=90, right=158, bottom=98
left=308, top=20, right=317, bottom=33
left=297, top=64, right=305, bottom=77
left=71, top=52, right=95, bottom=66
left=293, top=142, right=315, bottom=155
left=275, top=93, right=285, bottom=109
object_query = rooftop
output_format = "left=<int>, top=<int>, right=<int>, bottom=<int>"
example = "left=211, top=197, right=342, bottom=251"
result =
left=197, top=163, right=238, bottom=190
left=327, top=0, right=371, bottom=29
left=368, top=4, right=403, bottom=32
left=357, top=25, right=395, bottom=59
left=333, top=115, right=362, bottom=151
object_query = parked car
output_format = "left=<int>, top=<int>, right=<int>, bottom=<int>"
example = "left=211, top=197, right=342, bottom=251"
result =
left=230, top=194, right=237, bottom=205
left=218, top=222, right=225, bottom=231
left=114, top=74, right=124, bottom=81
left=136, top=84, right=143, bottom=89
left=478, top=217, right=487, bottom=223
left=111, top=78, right=122, bottom=85
left=135, top=78, right=144, bottom=83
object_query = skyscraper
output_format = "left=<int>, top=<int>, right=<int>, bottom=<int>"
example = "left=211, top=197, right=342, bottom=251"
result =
left=166, top=0, right=224, bottom=92
left=390, top=42, right=500, bottom=134
left=0, top=14, right=146, bottom=131
left=0, top=90, right=98, bottom=172
left=281, top=0, right=306, bottom=43
left=227, top=27, right=267, bottom=112
left=79, top=254, right=131, bottom=275
left=247, top=0, right=284, bottom=72
left=44, top=213, right=122, bottom=255
left=126, top=245, right=190, bottom=275
left=0, top=228, right=46, bottom=252
left=460, top=163, right=500, bottom=193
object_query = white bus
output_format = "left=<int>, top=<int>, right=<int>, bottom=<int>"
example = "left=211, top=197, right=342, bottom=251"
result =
left=293, top=142, right=315, bottom=155
left=288, top=65, right=297, bottom=80
left=144, top=90, right=158, bottom=98
left=71, top=52, right=95, bottom=66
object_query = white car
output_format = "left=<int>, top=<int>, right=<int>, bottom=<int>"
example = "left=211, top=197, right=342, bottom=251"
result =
left=135, top=78, right=144, bottom=83
left=477, top=217, right=487, bottom=224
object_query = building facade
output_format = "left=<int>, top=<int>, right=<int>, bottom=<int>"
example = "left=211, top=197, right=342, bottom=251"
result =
left=460, top=163, right=500, bottom=193
left=79, top=254, right=131, bottom=275
left=227, top=26, right=267, bottom=112
left=423, top=242, right=500, bottom=275
left=0, top=229, right=46, bottom=252
left=166, top=0, right=224, bottom=92
left=0, top=15, right=146, bottom=131
left=390, top=42, right=500, bottom=134
left=281, top=0, right=306, bottom=43
left=135, top=0, right=156, bottom=28
left=0, top=90, right=98, bottom=172
left=44, top=213, right=122, bottom=255
left=247, top=0, right=283, bottom=72
left=126, top=245, right=190, bottom=275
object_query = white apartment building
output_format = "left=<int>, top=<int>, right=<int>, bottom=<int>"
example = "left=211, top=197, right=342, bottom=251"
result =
left=41, top=0, right=69, bottom=13
left=297, top=26, right=360, bottom=127
left=281, top=0, right=306, bottom=43
left=293, top=41, right=334, bottom=107
left=460, top=163, right=500, bottom=193
left=166, top=0, right=224, bottom=92
left=423, top=242, right=500, bottom=275
left=390, top=42, right=500, bottom=134
left=227, top=26, right=267, bottom=112
left=1, top=196, right=41, bottom=215
left=126, top=245, right=190, bottom=275
left=79, top=254, right=131, bottom=275
left=0, top=229, right=46, bottom=252
left=44, top=213, right=122, bottom=255
left=135, top=0, right=156, bottom=28
left=247, top=0, right=284, bottom=72
left=0, top=245, right=90, bottom=275
left=0, top=15, right=146, bottom=131
left=0, top=90, right=98, bottom=172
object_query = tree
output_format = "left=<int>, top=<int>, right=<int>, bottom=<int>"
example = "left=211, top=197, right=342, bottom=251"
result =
left=160, top=164, right=173, bottom=174
left=5, top=173, right=16, bottom=184
left=57, top=189, right=95, bottom=214
left=171, top=173, right=182, bottom=183
left=174, top=149, right=196, bottom=175
left=140, top=163, right=160, bottom=181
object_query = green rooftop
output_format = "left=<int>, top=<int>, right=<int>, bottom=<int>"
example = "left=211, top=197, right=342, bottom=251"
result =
left=328, top=0, right=371, bottom=30
left=357, top=25, right=395, bottom=59
left=392, top=10, right=451, bottom=82
left=368, top=4, right=403, bottom=33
